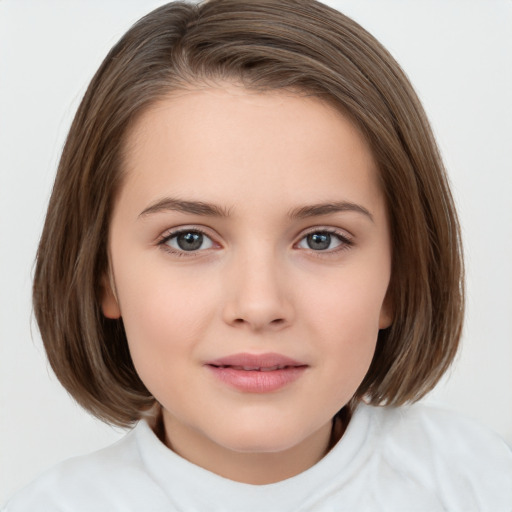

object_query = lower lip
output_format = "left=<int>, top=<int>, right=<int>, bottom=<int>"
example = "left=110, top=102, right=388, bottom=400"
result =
left=206, top=365, right=307, bottom=393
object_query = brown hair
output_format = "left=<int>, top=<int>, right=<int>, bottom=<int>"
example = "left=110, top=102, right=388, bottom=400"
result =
left=33, top=0, right=464, bottom=427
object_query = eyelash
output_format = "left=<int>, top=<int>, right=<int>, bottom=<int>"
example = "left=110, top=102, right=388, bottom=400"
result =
left=157, top=227, right=354, bottom=257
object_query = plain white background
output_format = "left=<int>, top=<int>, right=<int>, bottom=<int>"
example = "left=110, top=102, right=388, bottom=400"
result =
left=1, top=0, right=511, bottom=504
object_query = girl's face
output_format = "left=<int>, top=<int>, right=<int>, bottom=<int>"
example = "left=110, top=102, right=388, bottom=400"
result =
left=103, top=84, right=392, bottom=482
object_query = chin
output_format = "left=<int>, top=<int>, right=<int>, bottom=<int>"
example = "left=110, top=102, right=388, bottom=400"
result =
left=211, top=421, right=317, bottom=455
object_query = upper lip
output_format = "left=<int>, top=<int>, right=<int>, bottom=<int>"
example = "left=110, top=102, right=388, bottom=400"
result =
left=206, top=352, right=307, bottom=371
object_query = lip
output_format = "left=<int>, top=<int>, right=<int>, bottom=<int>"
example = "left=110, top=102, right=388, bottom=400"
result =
left=205, top=352, right=308, bottom=393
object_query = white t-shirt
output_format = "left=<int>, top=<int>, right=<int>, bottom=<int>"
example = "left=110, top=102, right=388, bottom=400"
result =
left=3, top=403, right=512, bottom=511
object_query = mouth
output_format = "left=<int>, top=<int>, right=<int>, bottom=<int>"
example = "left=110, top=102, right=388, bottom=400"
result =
left=205, top=353, right=308, bottom=393
left=210, top=364, right=300, bottom=372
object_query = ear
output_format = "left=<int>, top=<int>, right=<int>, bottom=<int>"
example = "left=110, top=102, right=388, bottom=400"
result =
left=101, top=275, right=121, bottom=319
left=378, top=291, right=393, bottom=329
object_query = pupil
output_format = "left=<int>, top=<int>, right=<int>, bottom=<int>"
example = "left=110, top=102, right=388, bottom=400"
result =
left=177, top=232, right=203, bottom=251
left=307, top=233, right=331, bottom=250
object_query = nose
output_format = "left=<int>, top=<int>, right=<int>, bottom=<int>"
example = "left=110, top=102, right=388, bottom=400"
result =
left=222, top=250, right=294, bottom=332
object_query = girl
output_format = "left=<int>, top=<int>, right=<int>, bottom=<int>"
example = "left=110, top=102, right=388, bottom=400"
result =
left=3, top=0, right=511, bottom=510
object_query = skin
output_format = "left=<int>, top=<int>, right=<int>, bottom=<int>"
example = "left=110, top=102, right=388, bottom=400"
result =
left=102, top=83, right=393, bottom=484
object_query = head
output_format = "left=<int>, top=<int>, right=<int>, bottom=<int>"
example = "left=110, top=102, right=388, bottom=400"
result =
left=33, top=0, right=463, bottom=428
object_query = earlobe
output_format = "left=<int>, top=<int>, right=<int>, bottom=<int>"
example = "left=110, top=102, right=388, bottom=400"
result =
left=378, top=294, right=393, bottom=329
left=101, top=275, right=121, bottom=319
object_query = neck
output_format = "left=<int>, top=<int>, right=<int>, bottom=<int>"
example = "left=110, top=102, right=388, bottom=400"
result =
left=156, top=408, right=350, bottom=485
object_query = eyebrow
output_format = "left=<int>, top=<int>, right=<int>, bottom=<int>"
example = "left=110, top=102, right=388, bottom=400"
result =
left=288, top=201, right=374, bottom=222
left=139, top=197, right=232, bottom=218
left=138, top=197, right=373, bottom=222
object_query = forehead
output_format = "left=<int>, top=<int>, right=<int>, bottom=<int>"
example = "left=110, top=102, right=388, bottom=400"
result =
left=117, top=84, right=383, bottom=218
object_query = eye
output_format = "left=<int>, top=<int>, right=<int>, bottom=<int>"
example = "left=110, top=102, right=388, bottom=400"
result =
left=161, top=229, right=215, bottom=253
left=296, top=230, right=351, bottom=252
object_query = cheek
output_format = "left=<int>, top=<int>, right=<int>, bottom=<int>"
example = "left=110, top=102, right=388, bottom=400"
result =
left=115, top=264, right=218, bottom=376
left=300, top=263, right=388, bottom=374
left=304, top=259, right=389, bottom=332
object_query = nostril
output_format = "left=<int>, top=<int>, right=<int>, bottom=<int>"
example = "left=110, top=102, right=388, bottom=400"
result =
left=231, top=317, right=285, bottom=327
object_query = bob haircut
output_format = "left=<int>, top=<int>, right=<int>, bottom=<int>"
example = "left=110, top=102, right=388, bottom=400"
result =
left=33, top=0, right=464, bottom=427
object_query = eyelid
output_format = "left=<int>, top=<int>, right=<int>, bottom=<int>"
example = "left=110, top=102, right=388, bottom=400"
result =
left=157, top=225, right=213, bottom=242
left=298, top=226, right=354, bottom=243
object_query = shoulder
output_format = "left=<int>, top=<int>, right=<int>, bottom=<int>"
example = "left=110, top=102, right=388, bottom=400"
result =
left=373, top=402, right=512, bottom=462
left=2, top=423, right=170, bottom=512
left=363, top=402, right=512, bottom=510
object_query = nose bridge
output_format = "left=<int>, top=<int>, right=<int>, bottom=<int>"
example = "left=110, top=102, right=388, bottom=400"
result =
left=222, top=240, right=292, bottom=331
